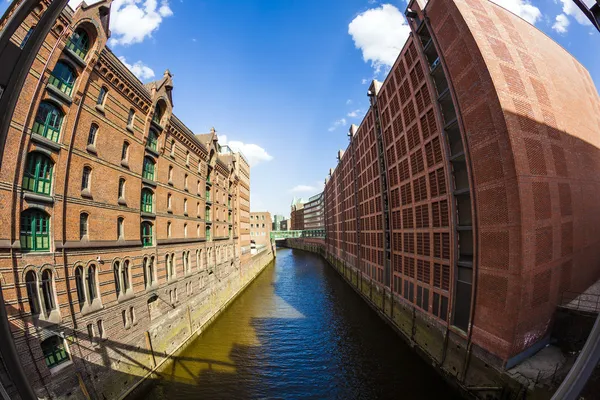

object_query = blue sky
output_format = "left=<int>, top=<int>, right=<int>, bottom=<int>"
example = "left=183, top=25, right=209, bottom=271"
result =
left=2, top=0, right=599, bottom=217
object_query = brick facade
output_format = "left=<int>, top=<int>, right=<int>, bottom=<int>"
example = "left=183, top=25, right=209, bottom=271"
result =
left=249, top=211, right=272, bottom=247
left=0, top=1, right=262, bottom=398
left=323, top=0, right=600, bottom=367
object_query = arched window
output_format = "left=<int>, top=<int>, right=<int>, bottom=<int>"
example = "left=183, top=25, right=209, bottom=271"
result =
left=206, top=225, right=211, bottom=242
left=25, top=271, right=40, bottom=315
left=167, top=221, right=172, bottom=238
left=20, top=209, right=50, bottom=251
left=79, top=213, right=88, bottom=239
left=81, top=166, right=91, bottom=191
left=121, top=142, right=129, bottom=162
left=41, top=269, right=55, bottom=314
left=66, top=28, right=90, bottom=59
left=205, top=206, right=211, bottom=221
left=149, top=256, right=155, bottom=285
left=41, top=336, right=70, bottom=369
left=184, top=174, right=188, bottom=190
left=141, top=222, right=153, bottom=247
left=49, top=61, right=76, bottom=96
left=97, top=86, right=108, bottom=105
left=147, top=129, right=158, bottom=151
left=23, top=152, right=53, bottom=195
left=170, top=139, right=175, bottom=157
left=118, top=178, right=126, bottom=199
left=168, top=165, right=173, bottom=182
left=184, top=199, right=188, bottom=213
left=75, top=266, right=85, bottom=304
left=20, top=25, right=35, bottom=49
left=153, top=103, right=164, bottom=125
left=142, top=157, right=155, bottom=181
left=141, top=189, right=153, bottom=213
left=143, top=256, right=155, bottom=288
left=113, top=261, right=121, bottom=297
left=127, top=109, right=135, bottom=127
left=186, top=151, right=190, bottom=166
left=170, top=253, right=175, bottom=278
left=117, top=217, right=124, bottom=239
left=86, top=265, right=97, bottom=301
left=32, top=102, right=63, bottom=142
left=184, top=223, right=188, bottom=238
left=121, top=260, right=130, bottom=292
left=87, top=123, right=98, bottom=146
left=167, top=193, right=172, bottom=210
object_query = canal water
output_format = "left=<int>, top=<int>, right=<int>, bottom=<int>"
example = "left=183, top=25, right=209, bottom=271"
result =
left=140, top=248, right=462, bottom=399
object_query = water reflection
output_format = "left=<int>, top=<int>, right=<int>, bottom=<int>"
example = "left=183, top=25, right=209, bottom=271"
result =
left=139, top=248, right=462, bottom=399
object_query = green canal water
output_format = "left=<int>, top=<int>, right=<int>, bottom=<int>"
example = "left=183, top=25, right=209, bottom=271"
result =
left=136, top=248, right=462, bottom=399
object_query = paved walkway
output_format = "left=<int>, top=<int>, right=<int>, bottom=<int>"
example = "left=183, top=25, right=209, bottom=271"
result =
left=561, top=280, right=600, bottom=313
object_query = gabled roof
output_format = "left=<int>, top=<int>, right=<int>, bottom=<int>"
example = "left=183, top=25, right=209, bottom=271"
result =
left=145, top=69, right=174, bottom=105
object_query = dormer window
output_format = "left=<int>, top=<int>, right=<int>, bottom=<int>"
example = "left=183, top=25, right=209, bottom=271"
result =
left=66, top=28, right=89, bottom=59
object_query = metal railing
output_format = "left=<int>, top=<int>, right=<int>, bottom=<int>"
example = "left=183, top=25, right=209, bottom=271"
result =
left=560, top=291, right=600, bottom=313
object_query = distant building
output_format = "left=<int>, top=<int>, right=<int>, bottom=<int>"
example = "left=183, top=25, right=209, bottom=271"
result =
left=304, top=192, right=324, bottom=230
left=290, top=197, right=306, bottom=230
left=250, top=212, right=272, bottom=248
left=280, top=219, right=289, bottom=231
left=272, top=214, right=285, bottom=231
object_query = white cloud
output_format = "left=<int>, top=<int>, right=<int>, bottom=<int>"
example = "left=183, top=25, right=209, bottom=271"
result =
left=108, top=0, right=174, bottom=46
left=489, top=0, right=541, bottom=25
left=347, top=109, right=362, bottom=118
left=552, top=13, right=570, bottom=33
left=557, top=0, right=591, bottom=26
left=361, top=78, right=369, bottom=85
left=118, top=56, right=155, bottom=80
left=346, top=99, right=353, bottom=105
left=328, top=118, right=347, bottom=132
left=219, top=135, right=273, bottom=167
left=348, top=4, right=410, bottom=74
left=289, top=181, right=324, bottom=194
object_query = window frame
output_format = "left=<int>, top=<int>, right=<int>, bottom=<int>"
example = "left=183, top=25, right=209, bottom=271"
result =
left=32, top=102, right=63, bottom=142
left=66, top=28, right=90, bottom=59
left=141, top=222, right=153, bottom=247
left=23, top=152, right=53, bottom=195
left=20, top=209, right=50, bottom=251
left=142, top=157, right=155, bottom=181
left=48, top=61, right=76, bottom=96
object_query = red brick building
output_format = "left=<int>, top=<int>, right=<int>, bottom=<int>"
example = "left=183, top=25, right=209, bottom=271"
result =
left=322, top=0, right=600, bottom=371
left=250, top=211, right=272, bottom=248
left=290, top=197, right=305, bottom=231
left=0, top=1, right=265, bottom=398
